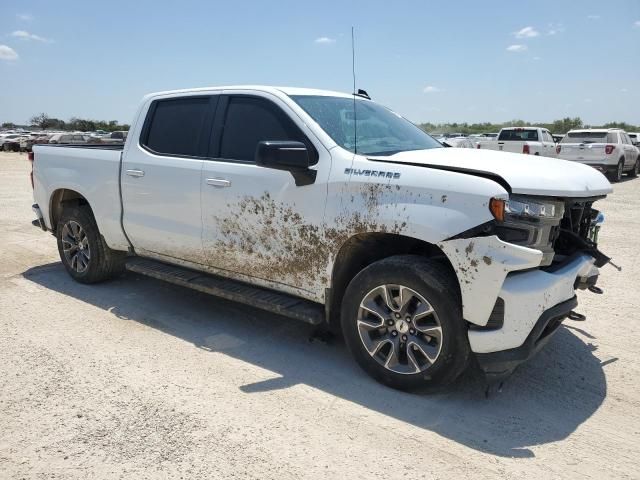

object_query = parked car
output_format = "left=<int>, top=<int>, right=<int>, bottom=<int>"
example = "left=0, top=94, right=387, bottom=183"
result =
left=441, top=137, right=475, bottom=148
left=31, top=85, right=612, bottom=390
left=477, top=127, right=558, bottom=157
left=0, top=134, right=23, bottom=151
left=48, top=134, right=90, bottom=145
left=557, top=129, right=639, bottom=182
left=628, top=132, right=639, bottom=147
left=552, top=134, right=565, bottom=143
left=98, top=131, right=128, bottom=144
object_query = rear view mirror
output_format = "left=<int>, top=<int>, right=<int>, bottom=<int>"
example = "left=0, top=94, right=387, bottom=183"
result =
left=255, top=141, right=316, bottom=186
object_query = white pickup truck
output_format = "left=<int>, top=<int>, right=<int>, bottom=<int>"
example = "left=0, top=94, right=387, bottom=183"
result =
left=30, top=86, right=613, bottom=390
left=477, top=127, right=558, bottom=157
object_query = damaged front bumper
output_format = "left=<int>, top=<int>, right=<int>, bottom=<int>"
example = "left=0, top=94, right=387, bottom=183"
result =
left=440, top=236, right=599, bottom=378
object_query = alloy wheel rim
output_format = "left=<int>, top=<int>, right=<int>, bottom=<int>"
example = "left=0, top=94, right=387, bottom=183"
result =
left=618, top=162, right=623, bottom=180
left=61, top=220, right=91, bottom=273
left=356, top=284, right=443, bottom=375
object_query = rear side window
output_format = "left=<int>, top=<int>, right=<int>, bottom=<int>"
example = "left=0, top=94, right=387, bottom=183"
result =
left=219, top=97, right=305, bottom=162
left=607, top=132, right=619, bottom=143
left=143, top=97, right=210, bottom=156
left=498, top=129, right=539, bottom=141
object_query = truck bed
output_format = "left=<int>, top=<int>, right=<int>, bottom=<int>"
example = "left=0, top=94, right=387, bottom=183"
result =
left=32, top=143, right=130, bottom=250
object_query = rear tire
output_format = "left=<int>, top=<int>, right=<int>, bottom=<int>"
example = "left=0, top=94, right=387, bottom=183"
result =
left=340, top=255, right=469, bottom=391
left=56, top=205, right=126, bottom=283
left=629, top=159, right=639, bottom=178
left=609, top=159, right=624, bottom=183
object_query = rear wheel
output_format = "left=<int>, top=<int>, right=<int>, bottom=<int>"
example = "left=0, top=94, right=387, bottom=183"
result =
left=609, top=159, right=624, bottom=183
left=629, top=158, right=639, bottom=178
left=56, top=205, right=126, bottom=283
left=341, top=256, right=469, bottom=391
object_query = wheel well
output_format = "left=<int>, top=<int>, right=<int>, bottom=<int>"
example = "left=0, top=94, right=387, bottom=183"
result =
left=327, top=233, right=457, bottom=330
left=50, top=189, right=91, bottom=229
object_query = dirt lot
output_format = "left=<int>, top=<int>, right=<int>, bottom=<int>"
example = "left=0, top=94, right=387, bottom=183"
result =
left=1, top=150, right=639, bottom=479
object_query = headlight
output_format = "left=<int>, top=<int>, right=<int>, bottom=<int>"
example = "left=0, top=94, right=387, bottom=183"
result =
left=489, top=195, right=566, bottom=267
left=489, top=197, right=560, bottom=221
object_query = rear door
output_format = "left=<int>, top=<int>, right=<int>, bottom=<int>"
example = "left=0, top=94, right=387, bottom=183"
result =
left=621, top=133, right=637, bottom=168
left=200, top=92, right=331, bottom=296
left=121, top=94, right=216, bottom=263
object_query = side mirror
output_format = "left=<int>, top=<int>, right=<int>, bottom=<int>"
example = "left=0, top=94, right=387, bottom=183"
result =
left=255, top=141, right=317, bottom=186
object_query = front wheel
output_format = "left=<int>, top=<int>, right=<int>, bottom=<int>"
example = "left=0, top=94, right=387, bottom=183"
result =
left=56, top=205, right=126, bottom=283
left=341, top=256, right=470, bottom=391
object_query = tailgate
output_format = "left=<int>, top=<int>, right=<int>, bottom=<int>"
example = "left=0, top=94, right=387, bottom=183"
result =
left=559, top=143, right=606, bottom=163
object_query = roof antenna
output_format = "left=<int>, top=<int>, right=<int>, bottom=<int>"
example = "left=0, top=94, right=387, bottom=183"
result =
left=351, top=26, right=357, bottom=154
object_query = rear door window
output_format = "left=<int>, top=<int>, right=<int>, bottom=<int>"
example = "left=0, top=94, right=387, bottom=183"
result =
left=218, top=96, right=307, bottom=162
left=143, top=97, right=211, bottom=157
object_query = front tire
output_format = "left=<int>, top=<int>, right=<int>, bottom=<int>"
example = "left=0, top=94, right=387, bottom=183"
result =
left=340, top=256, right=470, bottom=391
left=56, top=205, right=126, bottom=283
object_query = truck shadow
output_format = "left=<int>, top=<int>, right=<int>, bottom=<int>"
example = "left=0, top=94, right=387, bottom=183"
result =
left=23, top=262, right=608, bottom=459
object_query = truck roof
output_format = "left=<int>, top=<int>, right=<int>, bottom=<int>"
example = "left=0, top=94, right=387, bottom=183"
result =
left=567, top=128, right=623, bottom=133
left=500, top=126, right=548, bottom=131
left=144, top=85, right=354, bottom=100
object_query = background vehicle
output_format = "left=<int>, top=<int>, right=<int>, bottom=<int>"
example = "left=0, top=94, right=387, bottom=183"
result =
left=48, top=133, right=90, bottom=145
left=552, top=134, right=565, bottom=143
left=558, top=129, right=639, bottom=181
left=440, top=137, right=475, bottom=148
left=0, top=134, right=23, bottom=151
left=628, top=132, right=639, bottom=147
left=477, top=127, right=558, bottom=157
left=30, top=86, right=612, bottom=390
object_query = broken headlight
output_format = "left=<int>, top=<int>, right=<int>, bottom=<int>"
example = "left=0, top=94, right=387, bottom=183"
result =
left=490, top=195, right=565, bottom=266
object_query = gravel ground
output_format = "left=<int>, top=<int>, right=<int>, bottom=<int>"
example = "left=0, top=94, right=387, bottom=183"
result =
left=1, top=150, right=639, bottom=479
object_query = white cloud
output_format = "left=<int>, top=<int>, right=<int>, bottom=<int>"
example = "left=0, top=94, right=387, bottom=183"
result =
left=514, top=26, right=539, bottom=38
left=547, top=23, right=565, bottom=35
left=634, top=20, right=640, bottom=28
left=16, top=13, right=33, bottom=21
left=587, top=15, right=601, bottom=20
left=10, top=30, right=52, bottom=43
left=314, top=37, right=336, bottom=44
left=0, top=45, right=19, bottom=61
left=423, top=85, right=441, bottom=93
left=506, top=44, right=527, bottom=52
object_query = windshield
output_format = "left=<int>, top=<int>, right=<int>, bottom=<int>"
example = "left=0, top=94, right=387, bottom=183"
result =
left=561, top=132, right=608, bottom=144
left=291, top=95, right=441, bottom=156
left=498, top=129, right=539, bottom=141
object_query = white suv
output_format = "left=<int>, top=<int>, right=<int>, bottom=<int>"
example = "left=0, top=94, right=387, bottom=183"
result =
left=557, top=129, right=639, bottom=182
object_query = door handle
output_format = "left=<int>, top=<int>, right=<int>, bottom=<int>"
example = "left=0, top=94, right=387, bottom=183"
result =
left=125, top=169, right=145, bottom=178
left=206, top=178, right=231, bottom=188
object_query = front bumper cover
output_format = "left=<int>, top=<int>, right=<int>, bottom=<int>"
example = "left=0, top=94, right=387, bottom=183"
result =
left=474, top=296, right=577, bottom=380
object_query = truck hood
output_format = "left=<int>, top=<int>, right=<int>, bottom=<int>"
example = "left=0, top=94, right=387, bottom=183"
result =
left=368, top=148, right=613, bottom=197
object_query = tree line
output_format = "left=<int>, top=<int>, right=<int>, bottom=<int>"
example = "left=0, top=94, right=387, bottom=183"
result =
left=1, top=113, right=130, bottom=132
left=419, top=117, right=639, bottom=135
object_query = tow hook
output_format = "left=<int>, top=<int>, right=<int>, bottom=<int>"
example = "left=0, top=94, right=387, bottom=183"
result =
left=588, top=285, right=604, bottom=295
left=568, top=311, right=586, bottom=321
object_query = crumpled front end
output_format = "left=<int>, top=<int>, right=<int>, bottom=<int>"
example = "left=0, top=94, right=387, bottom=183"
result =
left=440, top=195, right=607, bottom=379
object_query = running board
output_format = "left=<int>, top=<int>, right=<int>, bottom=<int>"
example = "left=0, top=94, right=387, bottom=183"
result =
left=125, top=257, right=324, bottom=326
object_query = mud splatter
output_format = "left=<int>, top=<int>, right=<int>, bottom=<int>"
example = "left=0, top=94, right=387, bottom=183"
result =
left=207, top=183, right=409, bottom=294
left=482, top=256, right=492, bottom=265
left=441, top=195, right=447, bottom=203
left=465, top=241, right=475, bottom=255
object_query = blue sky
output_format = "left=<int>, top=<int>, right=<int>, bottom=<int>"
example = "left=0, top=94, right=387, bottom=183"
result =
left=1, top=0, right=639, bottom=126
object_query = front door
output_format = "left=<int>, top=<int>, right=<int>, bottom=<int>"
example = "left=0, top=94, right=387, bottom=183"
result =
left=200, top=93, right=331, bottom=296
